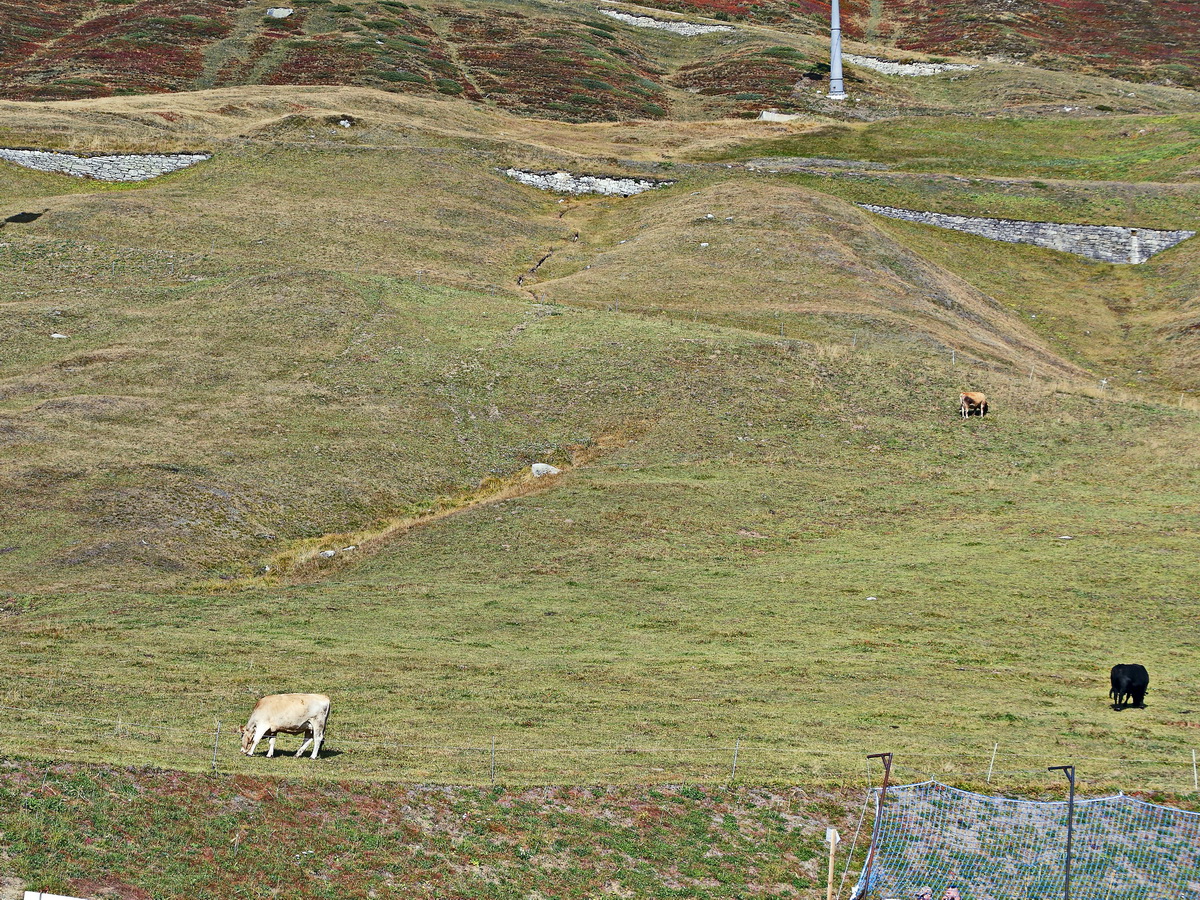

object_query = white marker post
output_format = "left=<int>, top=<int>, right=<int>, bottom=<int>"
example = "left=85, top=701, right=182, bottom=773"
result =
left=829, top=0, right=847, bottom=99
left=826, top=827, right=841, bottom=900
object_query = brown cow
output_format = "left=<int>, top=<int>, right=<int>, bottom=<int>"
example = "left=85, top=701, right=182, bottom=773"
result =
left=239, top=693, right=331, bottom=759
left=960, top=392, right=988, bottom=418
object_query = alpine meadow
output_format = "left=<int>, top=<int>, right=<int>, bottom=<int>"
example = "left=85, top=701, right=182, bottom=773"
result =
left=1, top=0, right=1198, bottom=897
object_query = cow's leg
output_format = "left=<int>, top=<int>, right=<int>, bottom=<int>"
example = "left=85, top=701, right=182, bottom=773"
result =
left=295, top=736, right=313, bottom=757
left=267, top=734, right=277, bottom=758
left=248, top=724, right=269, bottom=757
left=311, top=719, right=325, bottom=759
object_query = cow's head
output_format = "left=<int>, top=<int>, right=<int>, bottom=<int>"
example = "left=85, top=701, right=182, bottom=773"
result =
left=237, top=724, right=253, bottom=755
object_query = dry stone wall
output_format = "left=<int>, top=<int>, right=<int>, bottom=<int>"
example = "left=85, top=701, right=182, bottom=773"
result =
left=0, top=149, right=210, bottom=182
left=598, top=9, right=733, bottom=36
left=504, top=168, right=673, bottom=196
left=860, top=204, right=1195, bottom=264
left=844, top=54, right=975, bottom=76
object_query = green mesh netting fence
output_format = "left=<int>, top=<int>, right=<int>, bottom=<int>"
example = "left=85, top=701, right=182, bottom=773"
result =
left=852, top=781, right=1200, bottom=900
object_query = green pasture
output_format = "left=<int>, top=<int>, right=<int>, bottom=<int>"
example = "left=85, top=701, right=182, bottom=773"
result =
left=1, top=96, right=1198, bottom=795
left=705, top=114, right=1200, bottom=181
left=4, top=323, right=1198, bottom=786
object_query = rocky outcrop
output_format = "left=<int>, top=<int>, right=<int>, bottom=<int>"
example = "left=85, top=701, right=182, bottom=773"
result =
left=860, top=204, right=1195, bottom=264
left=0, top=149, right=210, bottom=182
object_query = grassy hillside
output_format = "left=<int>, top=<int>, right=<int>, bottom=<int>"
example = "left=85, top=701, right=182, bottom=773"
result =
left=704, top=114, right=1200, bottom=181
left=1, top=763, right=868, bottom=900
left=1, top=90, right=1198, bottom=797
left=632, top=0, right=1200, bottom=88
left=3, top=0, right=1200, bottom=122
left=1, top=79, right=1199, bottom=900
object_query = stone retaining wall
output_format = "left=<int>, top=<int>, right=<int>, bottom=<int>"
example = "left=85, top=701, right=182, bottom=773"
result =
left=0, top=149, right=210, bottom=182
left=844, top=54, right=976, bottom=76
left=598, top=9, right=733, bottom=36
left=504, top=168, right=673, bottom=196
left=860, top=204, right=1195, bottom=264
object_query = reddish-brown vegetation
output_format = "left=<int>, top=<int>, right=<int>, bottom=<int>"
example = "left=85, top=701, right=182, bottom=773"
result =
left=0, top=1, right=239, bottom=99
left=671, top=45, right=826, bottom=114
left=448, top=10, right=670, bottom=121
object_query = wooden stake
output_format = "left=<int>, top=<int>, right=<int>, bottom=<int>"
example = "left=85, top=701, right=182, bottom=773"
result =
left=826, top=828, right=841, bottom=900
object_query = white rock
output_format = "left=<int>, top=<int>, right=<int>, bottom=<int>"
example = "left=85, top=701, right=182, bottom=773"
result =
left=318, top=549, right=337, bottom=558
left=50, top=333, right=69, bottom=339
left=531, top=463, right=562, bottom=477
left=266, top=7, right=294, bottom=17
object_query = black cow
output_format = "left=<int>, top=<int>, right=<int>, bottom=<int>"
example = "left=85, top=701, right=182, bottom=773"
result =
left=1110, top=663, right=1149, bottom=710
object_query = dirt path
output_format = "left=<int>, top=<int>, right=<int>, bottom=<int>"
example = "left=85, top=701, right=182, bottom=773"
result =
left=212, top=427, right=639, bottom=588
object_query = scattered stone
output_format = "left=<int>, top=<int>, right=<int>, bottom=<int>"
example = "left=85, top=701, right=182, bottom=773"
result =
left=503, top=168, right=672, bottom=197
left=844, top=54, right=976, bottom=76
left=859, top=204, right=1195, bottom=264
left=318, top=549, right=337, bottom=558
left=1058, top=535, right=1074, bottom=540
left=338, top=119, right=352, bottom=128
left=598, top=8, right=733, bottom=36
left=0, top=148, right=210, bottom=183
left=50, top=333, right=68, bottom=339
left=266, top=7, right=294, bottom=17
left=531, top=463, right=562, bottom=477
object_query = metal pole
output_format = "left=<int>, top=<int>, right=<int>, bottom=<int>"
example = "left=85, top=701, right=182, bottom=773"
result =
left=829, top=0, right=847, bottom=99
left=987, top=743, right=998, bottom=784
left=490, top=736, right=496, bottom=785
left=1192, top=750, right=1197, bottom=791
left=211, top=721, right=221, bottom=773
left=731, top=738, right=741, bottom=781
left=1049, top=765, right=1076, bottom=900
left=857, top=752, right=892, bottom=899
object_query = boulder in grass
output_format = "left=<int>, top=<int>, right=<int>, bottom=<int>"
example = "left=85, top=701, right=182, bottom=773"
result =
left=531, top=463, right=562, bottom=477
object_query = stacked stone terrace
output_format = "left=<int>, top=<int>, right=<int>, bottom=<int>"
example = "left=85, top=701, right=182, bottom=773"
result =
left=860, top=204, right=1195, bottom=264
left=0, top=149, right=210, bottom=182
left=504, top=168, right=673, bottom=196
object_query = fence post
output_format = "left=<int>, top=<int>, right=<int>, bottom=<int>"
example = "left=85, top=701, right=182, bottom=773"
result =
left=490, top=736, right=496, bottom=785
left=731, top=738, right=740, bottom=782
left=987, top=743, right=998, bottom=784
left=825, top=828, right=841, bottom=900
left=211, top=720, right=221, bottom=773
left=1192, top=749, right=1197, bottom=791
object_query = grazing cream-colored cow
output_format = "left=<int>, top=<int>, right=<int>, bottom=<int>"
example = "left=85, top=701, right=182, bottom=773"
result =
left=959, top=391, right=989, bottom=418
left=239, top=693, right=330, bottom=759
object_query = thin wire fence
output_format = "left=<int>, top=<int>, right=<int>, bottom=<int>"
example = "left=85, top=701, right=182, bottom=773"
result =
left=1, top=704, right=1196, bottom=792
